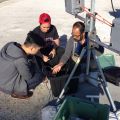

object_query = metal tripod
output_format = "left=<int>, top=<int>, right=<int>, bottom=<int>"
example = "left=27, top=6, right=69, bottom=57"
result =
left=56, top=41, right=117, bottom=113
left=86, top=45, right=117, bottom=112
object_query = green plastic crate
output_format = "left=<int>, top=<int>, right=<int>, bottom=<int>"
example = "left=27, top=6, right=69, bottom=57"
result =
left=54, top=97, right=109, bottom=120
left=98, top=54, right=115, bottom=69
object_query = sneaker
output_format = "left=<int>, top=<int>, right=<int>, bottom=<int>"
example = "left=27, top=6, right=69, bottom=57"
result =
left=11, top=91, right=33, bottom=99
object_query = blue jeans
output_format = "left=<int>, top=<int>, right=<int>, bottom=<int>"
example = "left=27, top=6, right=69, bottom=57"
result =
left=26, top=71, right=44, bottom=90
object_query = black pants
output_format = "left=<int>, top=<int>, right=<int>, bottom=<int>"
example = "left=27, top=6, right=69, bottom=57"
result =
left=25, top=59, right=45, bottom=90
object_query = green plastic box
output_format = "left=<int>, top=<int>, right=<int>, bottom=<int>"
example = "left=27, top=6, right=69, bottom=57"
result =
left=98, top=53, right=115, bottom=69
left=54, top=97, right=109, bottom=120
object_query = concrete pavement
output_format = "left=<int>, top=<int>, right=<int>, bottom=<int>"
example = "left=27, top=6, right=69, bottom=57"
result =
left=0, top=0, right=120, bottom=119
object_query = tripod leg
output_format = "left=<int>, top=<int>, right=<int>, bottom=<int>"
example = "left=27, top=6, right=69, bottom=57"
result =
left=86, top=47, right=91, bottom=75
left=56, top=48, right=86, bottom=103
left=91, top=49, right=117, bottom=112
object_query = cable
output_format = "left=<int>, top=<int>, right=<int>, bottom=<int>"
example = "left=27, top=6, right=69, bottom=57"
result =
left=80, top=5, right=113, bottom=27
left=111, top=0, right=115, bottom=13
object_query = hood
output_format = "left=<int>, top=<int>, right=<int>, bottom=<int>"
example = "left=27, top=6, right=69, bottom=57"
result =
left=0, top=42, right=26, bottom=61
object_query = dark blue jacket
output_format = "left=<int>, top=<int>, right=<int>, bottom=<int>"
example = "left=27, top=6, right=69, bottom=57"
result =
left=75, top=33, right=104, bottom=56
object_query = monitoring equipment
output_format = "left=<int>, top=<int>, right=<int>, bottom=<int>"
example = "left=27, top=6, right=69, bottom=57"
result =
left=110, top=18, right=120, bottom=52
left=65, top=0, right=84, bottom=15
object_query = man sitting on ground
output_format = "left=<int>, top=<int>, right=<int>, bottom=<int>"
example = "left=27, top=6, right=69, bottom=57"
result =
left=32, top=13, right=65, bottom=67
left=52, top=21, right=104, bottom=74
left=0, top=31, right=45, bottom=99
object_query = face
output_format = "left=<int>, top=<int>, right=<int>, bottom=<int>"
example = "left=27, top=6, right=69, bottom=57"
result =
left=72, top=27, right=85, bottom=45
left=72, top=27, right=81, bottom=41
left=40, top=23, right=51, bottom=33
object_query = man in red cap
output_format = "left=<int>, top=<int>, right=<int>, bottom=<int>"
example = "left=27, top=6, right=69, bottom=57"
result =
left=32, top=13, right=64, bottom=71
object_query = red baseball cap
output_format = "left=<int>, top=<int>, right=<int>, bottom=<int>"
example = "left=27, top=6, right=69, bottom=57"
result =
left=39, top=13, right=51, bottom=24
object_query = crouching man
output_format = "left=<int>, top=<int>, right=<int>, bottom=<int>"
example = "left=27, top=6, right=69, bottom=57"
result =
left=0, top=31, right=45, bottom=99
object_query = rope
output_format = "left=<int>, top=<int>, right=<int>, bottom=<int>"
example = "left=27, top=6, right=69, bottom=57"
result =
left=80, top=5, right=113, bottom=27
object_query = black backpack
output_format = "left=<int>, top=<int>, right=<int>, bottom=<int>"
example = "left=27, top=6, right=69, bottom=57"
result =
left=103, top=66, right=120, bottom=86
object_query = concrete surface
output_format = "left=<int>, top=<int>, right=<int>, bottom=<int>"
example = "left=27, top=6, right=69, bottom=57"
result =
left=0, top=0, right=120, bottom=119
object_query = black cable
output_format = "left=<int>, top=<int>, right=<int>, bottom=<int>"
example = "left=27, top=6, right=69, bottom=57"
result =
left=111, top=0, right=115, bottom=13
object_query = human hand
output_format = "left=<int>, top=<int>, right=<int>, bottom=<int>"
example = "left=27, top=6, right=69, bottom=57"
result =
left=49, top=49, right=56, bottom=58
left=52, top=64, right=62, bottom=74
left=42, top=55, right=50, bottom=62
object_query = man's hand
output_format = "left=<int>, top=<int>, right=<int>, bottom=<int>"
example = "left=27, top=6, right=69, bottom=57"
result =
left=49, top=48, right=56, bottom=58
left=42, top=55, right=50, bottom=62
left=52, top=63, right=63, bottom=74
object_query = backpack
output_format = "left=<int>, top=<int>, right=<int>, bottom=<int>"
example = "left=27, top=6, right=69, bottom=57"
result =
left=103, top=66, right=120, bottom=86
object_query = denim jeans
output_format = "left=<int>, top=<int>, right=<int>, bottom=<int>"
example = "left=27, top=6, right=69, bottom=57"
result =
left=26, top=56, right=45, bottom=90
left=26, top=71, right=44, bottom=90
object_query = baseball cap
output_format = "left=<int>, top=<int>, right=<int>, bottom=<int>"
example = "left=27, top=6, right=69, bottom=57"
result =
left=39, top=13, right=51, bottom=24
